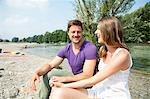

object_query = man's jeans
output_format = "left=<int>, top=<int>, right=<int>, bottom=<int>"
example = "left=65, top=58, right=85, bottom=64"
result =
left=39, top=68, right=72, bottom=99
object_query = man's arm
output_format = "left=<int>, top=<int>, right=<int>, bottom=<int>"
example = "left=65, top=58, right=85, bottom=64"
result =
left=35, top=56, right=64, bottom=76
left=51, top=59, right=96, bottom=83
left=65, top=59, right=96, bottom=82
left=50, top=43, right=97, bottom=83
left=30, top=56, right=64, bottom=91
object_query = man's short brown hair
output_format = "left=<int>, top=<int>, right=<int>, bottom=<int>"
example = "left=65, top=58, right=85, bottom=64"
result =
left=67, top=20, right=83, bottom=32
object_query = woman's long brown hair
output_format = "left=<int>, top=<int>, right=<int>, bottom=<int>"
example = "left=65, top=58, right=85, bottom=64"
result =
left=98, top=17, right=129, bottom=58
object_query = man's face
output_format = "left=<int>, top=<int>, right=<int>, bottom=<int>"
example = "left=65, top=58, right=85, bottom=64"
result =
left=68, top=25, right=83, bottom=44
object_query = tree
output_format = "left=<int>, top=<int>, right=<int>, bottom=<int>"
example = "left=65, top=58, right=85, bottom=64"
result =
left=122, top=2, right=150, bottom=43
left=37, top=35, right=44, bottom=44
left=26, top=37, right=33, bottom=43
left=74, top=0, right=135, bottom=44
left=0, top=39, right=3, bottom=42
left=43, top=31, right=51, bottom=43
left=22, top=38, right=27, bottom=42
left=51, top=30, right=67, bottom=43
left=12, top=37, right=19, bottom=42
left=74, top=0, right=99, bottom=43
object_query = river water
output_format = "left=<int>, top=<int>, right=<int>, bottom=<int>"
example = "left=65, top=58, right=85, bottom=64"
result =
left=23, top=44, right=150, bottom=72
left=23, top=45, right=64, bottom=59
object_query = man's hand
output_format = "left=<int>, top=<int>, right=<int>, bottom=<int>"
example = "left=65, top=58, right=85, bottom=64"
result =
left=30, top=73, right=40, bottom=91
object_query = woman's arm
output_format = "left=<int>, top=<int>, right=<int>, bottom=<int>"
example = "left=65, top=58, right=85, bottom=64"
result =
left=52, top=50, right=130, bottom=88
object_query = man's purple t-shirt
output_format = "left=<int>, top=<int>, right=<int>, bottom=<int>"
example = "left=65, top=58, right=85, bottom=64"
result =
left=57, top=41, right=97, bottom=75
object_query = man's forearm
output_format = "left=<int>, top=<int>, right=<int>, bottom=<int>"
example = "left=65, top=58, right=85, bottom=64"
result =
left=36, top=64, right=53, bottom=76
left=36, top=56, right=63, bottom=76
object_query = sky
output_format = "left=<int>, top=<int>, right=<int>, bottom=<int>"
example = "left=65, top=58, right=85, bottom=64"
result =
left=0, top=0, right=149, bottom=40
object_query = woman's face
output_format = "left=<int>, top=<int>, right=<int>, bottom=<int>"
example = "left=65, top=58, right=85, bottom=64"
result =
left=95, top=26, right=104, bottom=44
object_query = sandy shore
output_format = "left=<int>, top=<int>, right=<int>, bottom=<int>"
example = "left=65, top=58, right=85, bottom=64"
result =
left=0, top=42, right=149, bottom=99
left=0, top=43, right=50, bottom=99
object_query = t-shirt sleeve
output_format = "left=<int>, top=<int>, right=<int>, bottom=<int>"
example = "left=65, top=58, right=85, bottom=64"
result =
left=57, top=45, right=68, bottom=58
left=84, top=45, right=97, bottom=60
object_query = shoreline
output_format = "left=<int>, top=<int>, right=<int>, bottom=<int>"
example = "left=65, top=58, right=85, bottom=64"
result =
left=0, top=42, right=149, bottom=99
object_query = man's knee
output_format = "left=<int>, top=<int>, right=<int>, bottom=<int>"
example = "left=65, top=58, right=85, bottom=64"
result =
left=43, top=71, right=53, bottom=81
left=42, top=71, right=57, bottom=84
left=39, top=72, right=52, bottom=99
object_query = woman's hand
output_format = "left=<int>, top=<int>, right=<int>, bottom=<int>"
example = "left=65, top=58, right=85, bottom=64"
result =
left=51, top=76, right=66, bottom=82
left=50, top=80, right=65, bottom=88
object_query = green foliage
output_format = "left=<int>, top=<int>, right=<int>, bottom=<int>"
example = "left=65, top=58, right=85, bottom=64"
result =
left=37, top=35, right=44, bottom=44
left=44, top=30, right=68, bottom=43
left=26, top=37, right=33, bottom=43
left=0, top=39, right=3, bottom=42
left=12, top=37, right=19, bottom=42
left=19, top=29, right=68, bottom=44
left=44, top=31, right=51, bottom=43
left=22, top=38, right=27, bottom=42
left=51, top=30, right=67, bottom=43
left=74, top=0, right=135, bottom=45
left=0, top=39, right=10, bottom=42
left=74, top=0, right=100, bottom=44
left=122, top=2, right=150, bottom=43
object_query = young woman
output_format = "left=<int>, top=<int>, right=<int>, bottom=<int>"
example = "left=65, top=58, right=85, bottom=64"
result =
left=50, top=17, right=132, bottom=99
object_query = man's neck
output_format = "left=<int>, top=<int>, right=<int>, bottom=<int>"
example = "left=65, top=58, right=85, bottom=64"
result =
left=72, top=39, right=84, bottom=50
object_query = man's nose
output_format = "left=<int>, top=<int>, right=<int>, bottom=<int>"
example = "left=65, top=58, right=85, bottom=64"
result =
left=74, top=32, right=78, bottom=36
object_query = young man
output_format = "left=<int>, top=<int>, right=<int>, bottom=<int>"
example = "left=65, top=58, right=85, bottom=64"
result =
left=30, top=20, right=97, bottom=99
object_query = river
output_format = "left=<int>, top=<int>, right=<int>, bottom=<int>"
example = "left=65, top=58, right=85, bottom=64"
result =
left=23, top=44, right=150, bottom=72
left=23, top=45, right=64, bottom=59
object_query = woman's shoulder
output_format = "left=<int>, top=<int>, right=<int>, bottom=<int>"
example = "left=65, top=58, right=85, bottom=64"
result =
left=115, top=48, right=132, bottom=69
left=113, top=48, right=131, bottom=61
left=116, top=48, right=130, bottom=55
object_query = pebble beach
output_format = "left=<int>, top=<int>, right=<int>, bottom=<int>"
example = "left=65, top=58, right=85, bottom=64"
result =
left=0, top=42, right=149, bottom=99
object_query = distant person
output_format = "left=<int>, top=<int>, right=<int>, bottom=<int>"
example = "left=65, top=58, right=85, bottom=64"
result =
left=50, top=17, right=133, bottom=99
left=30, top=20, right=98, bottom=99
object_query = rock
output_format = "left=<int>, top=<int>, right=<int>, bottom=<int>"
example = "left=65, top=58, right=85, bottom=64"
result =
left=0, top=68, right=4, bottom=71
left=4, top=87, right=19, bottom=98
